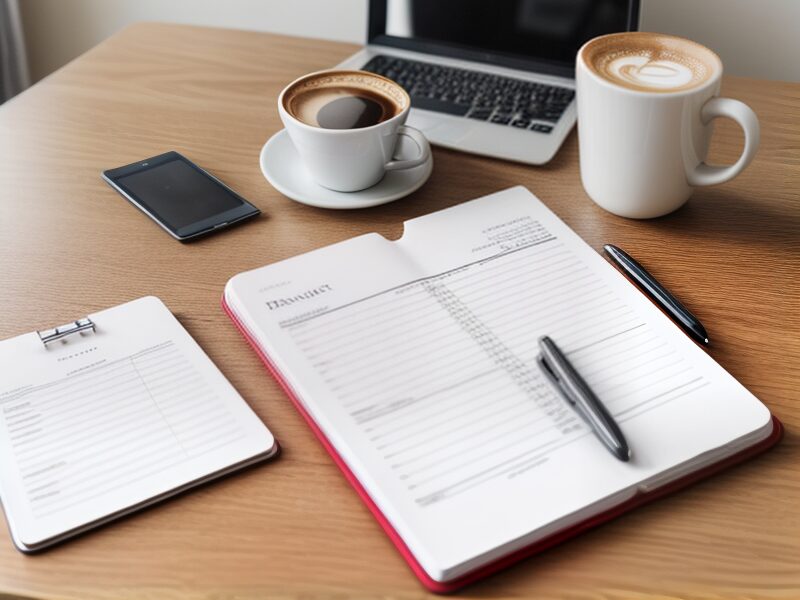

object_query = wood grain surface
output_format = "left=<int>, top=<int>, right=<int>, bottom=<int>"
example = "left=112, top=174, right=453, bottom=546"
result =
left=0, top=22, right=798, bottom=600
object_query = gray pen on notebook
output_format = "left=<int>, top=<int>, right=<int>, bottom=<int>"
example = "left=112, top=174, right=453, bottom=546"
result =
left=537, top=335, right=631, bottom=462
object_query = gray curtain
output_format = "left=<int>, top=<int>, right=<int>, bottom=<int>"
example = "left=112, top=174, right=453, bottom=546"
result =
left=0, top=0, right=30, bottom=102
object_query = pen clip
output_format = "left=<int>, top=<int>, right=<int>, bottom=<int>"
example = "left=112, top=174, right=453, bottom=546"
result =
left=537, top=354, right=577, bottom=407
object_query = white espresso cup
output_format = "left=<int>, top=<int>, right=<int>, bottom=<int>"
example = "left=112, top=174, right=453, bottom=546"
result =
left=576, top=32, right=760, bottom=219
left=278, top=70, right=430, bottom=192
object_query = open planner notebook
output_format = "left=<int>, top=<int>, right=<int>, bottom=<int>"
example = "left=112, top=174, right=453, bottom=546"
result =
left=0, top=296, right=277, bottom=552
left=223, top=186, right=779, bottom=592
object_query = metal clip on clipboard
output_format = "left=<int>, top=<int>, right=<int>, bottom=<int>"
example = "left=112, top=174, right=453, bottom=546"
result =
left=37, top=318, right=96, bottom=347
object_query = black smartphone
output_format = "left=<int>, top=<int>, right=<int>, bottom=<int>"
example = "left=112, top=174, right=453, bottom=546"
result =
left=102, top=151, right=260, bottom=241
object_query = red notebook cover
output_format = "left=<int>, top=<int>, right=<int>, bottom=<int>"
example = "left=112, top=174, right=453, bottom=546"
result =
left=222, top=296, right=782, bottom=594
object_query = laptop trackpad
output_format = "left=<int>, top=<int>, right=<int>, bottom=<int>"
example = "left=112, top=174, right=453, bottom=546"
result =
left=408, top=112, right=474, bottom=145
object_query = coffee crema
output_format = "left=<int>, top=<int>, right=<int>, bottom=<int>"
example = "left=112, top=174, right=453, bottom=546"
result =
left=283, top=70, right=407, bottom=130
left=582, top=32, right=721, bottom=93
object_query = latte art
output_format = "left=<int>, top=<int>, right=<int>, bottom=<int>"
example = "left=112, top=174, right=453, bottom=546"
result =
left=582, top=33, right=720, bottom=93
left=612, top=55, right=697, bottom=89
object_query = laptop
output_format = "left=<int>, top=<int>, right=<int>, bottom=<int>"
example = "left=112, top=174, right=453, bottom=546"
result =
left=336, top=0, right=641, bottom=165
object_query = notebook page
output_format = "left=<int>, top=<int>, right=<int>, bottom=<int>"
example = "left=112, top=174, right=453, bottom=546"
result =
left=225, top=186, right=771, bottom=581
left=0, top=296, right=275, bottom=549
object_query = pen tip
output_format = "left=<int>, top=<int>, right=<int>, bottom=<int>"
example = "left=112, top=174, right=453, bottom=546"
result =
left=614, top=445, right=631, bottom=462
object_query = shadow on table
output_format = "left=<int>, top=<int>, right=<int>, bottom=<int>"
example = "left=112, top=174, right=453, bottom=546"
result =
left=638, top=188, right=800, bottom=251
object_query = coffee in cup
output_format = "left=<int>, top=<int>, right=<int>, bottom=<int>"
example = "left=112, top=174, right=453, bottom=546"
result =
left=279, top=70, right=430, bottom=193
left=583, top=33, right=716, bottom=94
left=576, top=32, right=760, bottom=219
left=283, top=73, right=404, bottom=130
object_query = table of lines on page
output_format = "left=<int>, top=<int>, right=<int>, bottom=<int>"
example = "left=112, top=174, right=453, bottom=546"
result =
left=2, top=340, right=243, bottom=520
left=277, top=218, right=707, bottom=506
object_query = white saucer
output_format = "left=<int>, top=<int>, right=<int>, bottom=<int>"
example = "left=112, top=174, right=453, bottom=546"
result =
left=260, top=129, right=433, bottom=209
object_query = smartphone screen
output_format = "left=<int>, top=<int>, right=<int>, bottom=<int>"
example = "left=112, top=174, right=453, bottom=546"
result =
left=103, top=152, right=260, bottom=240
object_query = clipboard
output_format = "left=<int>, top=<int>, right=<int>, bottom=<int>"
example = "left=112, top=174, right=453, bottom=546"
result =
left=0, top=296, right=278, bottom=552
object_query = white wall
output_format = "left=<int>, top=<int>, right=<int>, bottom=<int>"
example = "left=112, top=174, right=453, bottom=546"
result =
left=20, top=0, right=800, bottom=83
left=20, top=0, right=365, bottom=81
left=640, top=0, right=799, bottom=82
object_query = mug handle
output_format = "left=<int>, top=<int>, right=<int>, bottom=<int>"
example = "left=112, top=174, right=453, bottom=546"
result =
left=687, top=97, right=760, bottom=187
left=385, top=125, right=431, bottom=171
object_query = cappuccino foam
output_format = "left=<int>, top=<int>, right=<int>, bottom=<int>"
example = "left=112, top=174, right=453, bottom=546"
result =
left=582, top=33, right=720, bottom=93
left=283, top=71, right=407, bottom=129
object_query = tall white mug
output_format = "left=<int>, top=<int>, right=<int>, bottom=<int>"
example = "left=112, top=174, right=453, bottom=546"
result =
left=576, top=32, right=760, bottom=219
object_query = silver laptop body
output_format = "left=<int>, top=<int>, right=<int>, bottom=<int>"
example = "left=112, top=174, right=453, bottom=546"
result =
left=336, top=0, right=640, bottom=165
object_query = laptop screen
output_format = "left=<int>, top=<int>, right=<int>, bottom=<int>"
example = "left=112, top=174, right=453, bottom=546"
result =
left=368, top=0, right=639, bottom=77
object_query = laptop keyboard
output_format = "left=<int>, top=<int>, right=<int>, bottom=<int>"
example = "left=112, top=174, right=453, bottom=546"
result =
left=362, top=55, right=575, bottom=134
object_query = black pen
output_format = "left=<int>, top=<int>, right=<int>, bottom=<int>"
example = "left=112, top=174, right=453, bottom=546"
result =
left=538, top=336, right=630, bottom=462
left=603, top=244, right=709, bottom=346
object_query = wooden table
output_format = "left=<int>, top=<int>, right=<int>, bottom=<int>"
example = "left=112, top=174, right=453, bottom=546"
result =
left=0, top=22, right=798, bottom=600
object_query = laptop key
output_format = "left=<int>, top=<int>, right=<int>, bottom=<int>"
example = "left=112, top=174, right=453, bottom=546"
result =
left=467, top=108, right=493, bottom=120
left=532, top=124, right=553, bottom=133
left=410, top=95, right=471, bottom=116
left=490, top=114, right=512, bottom=125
